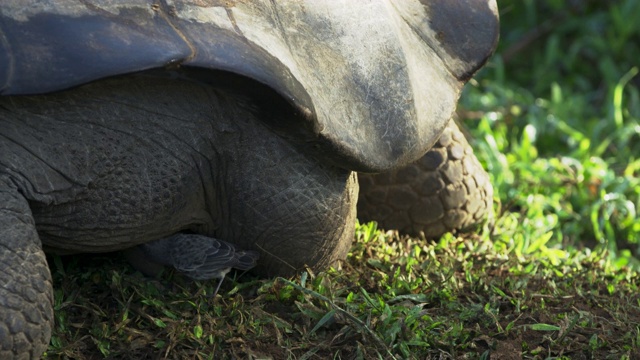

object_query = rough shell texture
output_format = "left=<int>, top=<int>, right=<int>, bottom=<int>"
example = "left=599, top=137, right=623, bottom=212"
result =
left=0, top=0, right=499, bottom=172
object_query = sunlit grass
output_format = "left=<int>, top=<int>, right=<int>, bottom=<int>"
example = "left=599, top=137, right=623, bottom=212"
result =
left=460, top=0, right=640, bottom=267
left=45, top=1, right=640, bottom=358
left=46, top=221, right=639, bottom=359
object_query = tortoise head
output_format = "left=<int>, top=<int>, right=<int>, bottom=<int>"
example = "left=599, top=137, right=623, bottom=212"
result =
left=0, top=0, right=499, bottom=172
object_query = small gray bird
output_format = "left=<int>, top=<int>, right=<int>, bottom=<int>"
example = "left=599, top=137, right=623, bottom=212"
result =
left=137, top=233, right=260, bottom=297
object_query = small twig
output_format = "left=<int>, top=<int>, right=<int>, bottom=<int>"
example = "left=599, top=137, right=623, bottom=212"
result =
left=531, top=294, right=575, bottom=299
left=556, top=311, right=582, bottom=344
left=255, top=243, right=297, bottom=271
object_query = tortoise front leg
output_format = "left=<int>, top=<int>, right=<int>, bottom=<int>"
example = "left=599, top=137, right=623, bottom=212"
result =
left=358, top=119, right=494, bottom=237
left=0, top=176, right=53, bottom=359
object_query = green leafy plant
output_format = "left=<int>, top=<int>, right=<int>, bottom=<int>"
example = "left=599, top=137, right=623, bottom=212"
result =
left=45, top=1, right=640, bottom=359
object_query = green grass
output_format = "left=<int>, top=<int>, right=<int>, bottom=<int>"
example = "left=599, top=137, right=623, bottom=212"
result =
left=45, top=0, right=640, bottom=358
left=461, top=0, right=640, bottom=266
left=46, top=222, right=639, bottom=359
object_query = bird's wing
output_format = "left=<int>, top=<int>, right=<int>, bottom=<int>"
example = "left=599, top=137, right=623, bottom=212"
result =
left=234, top=250, right=260, bottom=271
left=168, top=234, right=257, bottom=280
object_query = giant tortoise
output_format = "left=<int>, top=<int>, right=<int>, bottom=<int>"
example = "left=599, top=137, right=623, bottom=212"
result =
left=0, top=1, right=499, bottom=358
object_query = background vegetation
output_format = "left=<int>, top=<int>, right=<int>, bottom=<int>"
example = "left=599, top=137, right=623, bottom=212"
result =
left=461, top=0, right=640, bottom=267
left=47, top=0, right=640, bottom=359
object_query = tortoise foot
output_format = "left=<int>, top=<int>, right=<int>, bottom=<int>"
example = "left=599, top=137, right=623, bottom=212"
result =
left=357, top=119, right=494, bottom=238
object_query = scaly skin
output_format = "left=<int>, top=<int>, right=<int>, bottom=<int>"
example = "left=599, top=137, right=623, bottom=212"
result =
left=0, top=177, right=53, bottom=360
left=0, top=74, right=358, bottom=357
left=0, top=75, right=490, bottom=358
left=0, top=74, right=357, bottom=274
left=358, top=120, right=493, bottom=237
left=0, top=1, right=502, bottom=357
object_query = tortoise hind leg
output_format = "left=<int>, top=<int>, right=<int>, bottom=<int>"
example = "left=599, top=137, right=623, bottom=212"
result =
left=357, top=119, right=493, bottom=237
left=0, top=177, right=53, bottom=359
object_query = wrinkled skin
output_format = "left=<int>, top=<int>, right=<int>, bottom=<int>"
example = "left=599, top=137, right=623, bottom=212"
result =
left=0, top=1, right=499, bottom=358
left=1, top=72, right=359, bottom=269
left=0, top=70, right=498, bottom=359
left=0, top=72, right=359, bottom=357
